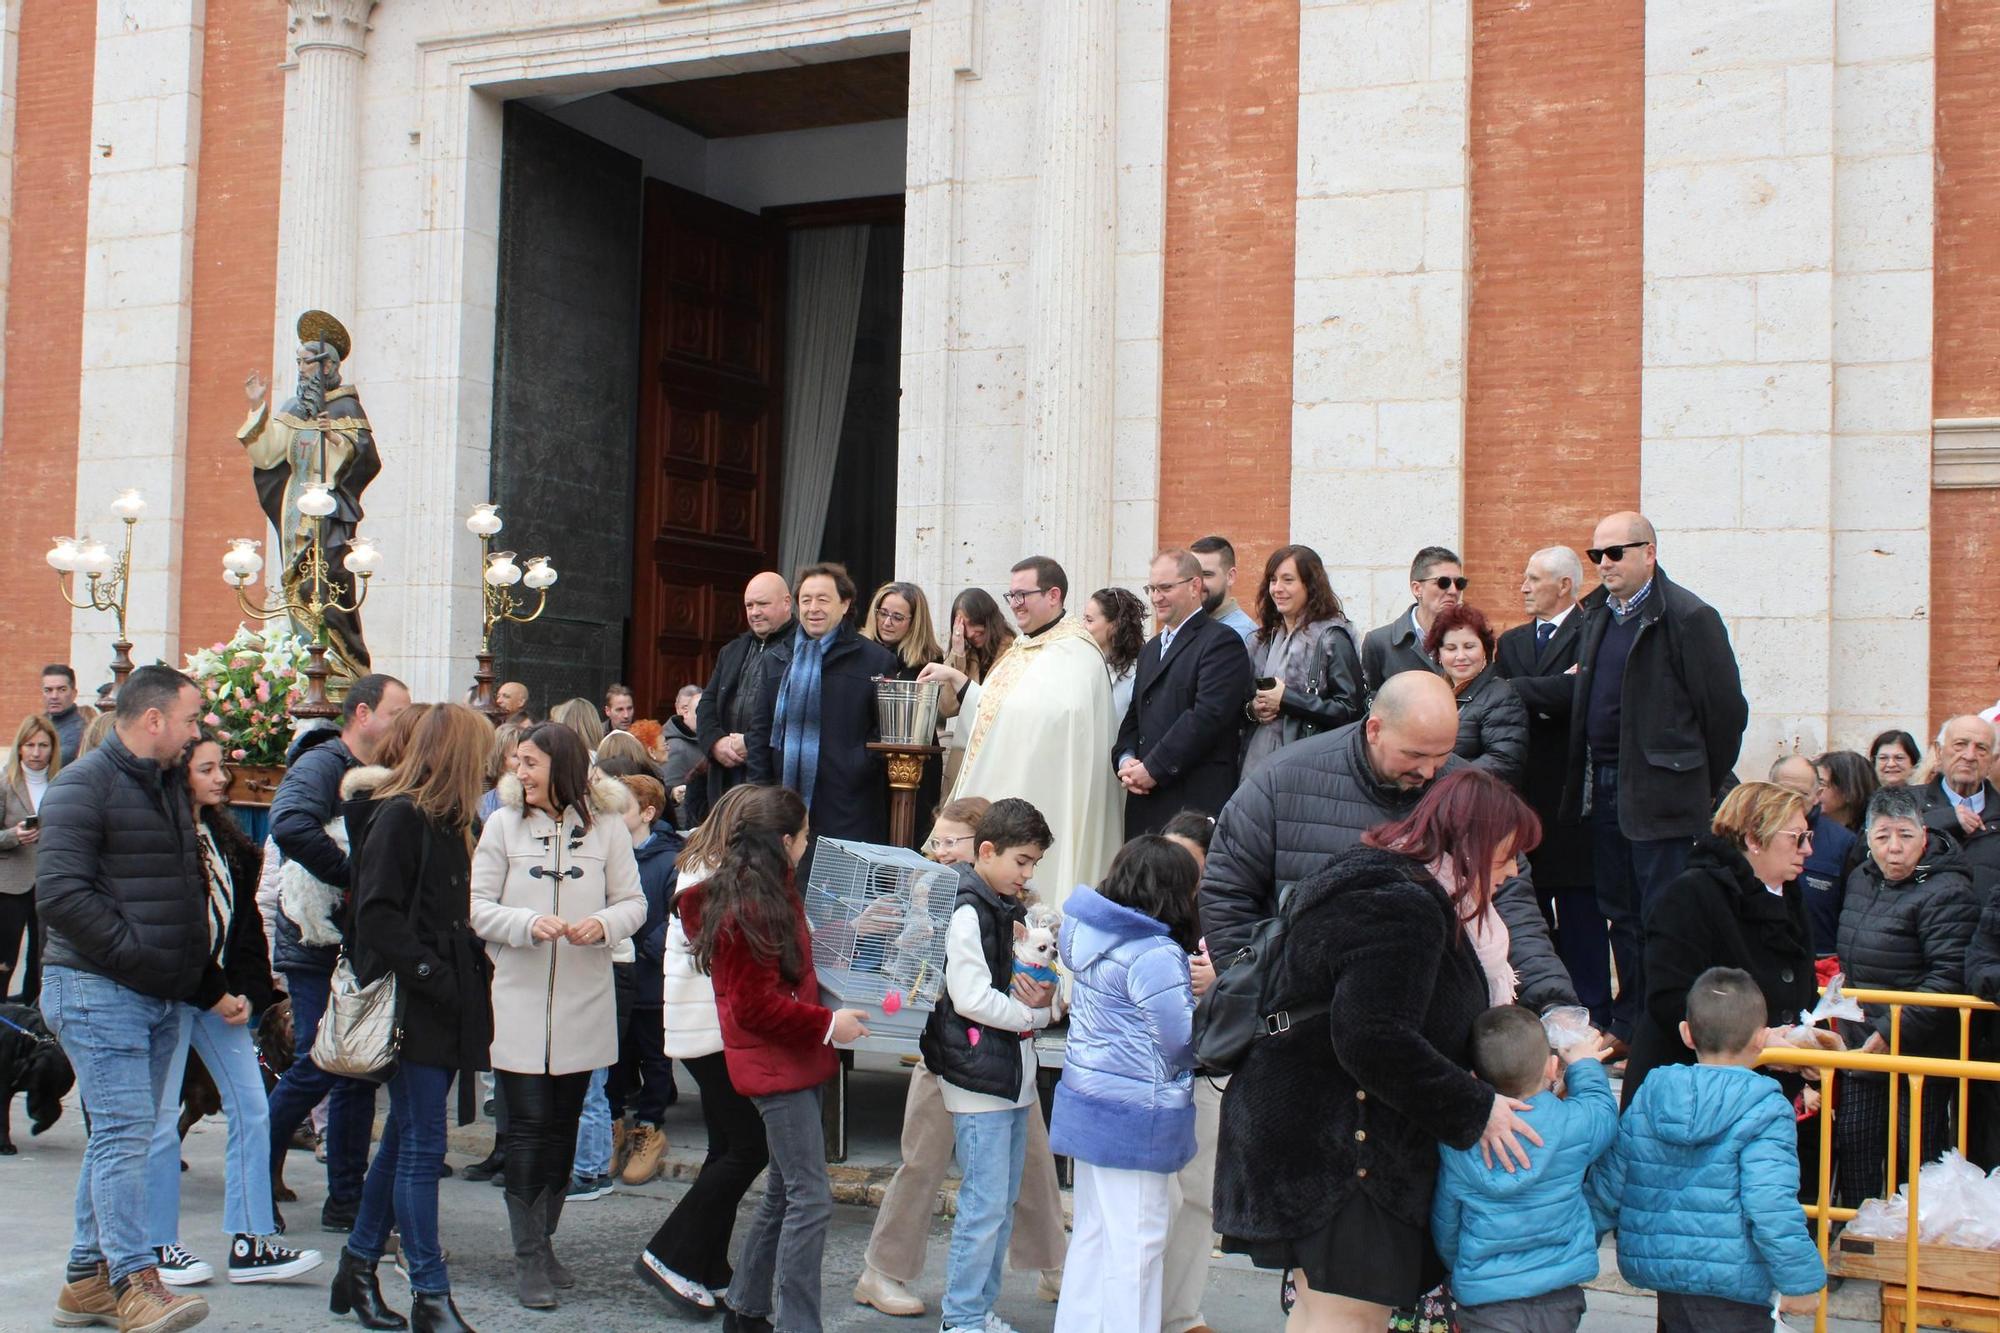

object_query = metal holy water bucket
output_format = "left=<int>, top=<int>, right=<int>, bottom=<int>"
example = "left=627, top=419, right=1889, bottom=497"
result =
left=875, top=677, right=943, bottom=746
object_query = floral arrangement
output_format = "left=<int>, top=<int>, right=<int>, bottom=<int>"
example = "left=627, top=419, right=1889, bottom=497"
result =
left=182, top=626, right=312, bottom=766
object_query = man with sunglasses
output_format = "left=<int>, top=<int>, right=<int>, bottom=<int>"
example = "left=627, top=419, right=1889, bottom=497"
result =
left=1560, top=511, right=1747, bottom=1057
left=1360, top=545, right=1466, bottom=693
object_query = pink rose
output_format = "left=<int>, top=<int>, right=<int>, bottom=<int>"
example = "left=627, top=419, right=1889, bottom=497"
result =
left=203, top=712, right=221, bottom=728
left=255, top=680, right=272, bottom=703
left=231, top=748, right=247, bottom=761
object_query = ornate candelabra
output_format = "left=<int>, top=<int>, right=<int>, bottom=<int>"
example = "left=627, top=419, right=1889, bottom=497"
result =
left=465, top=503, right=558, bottom=720
left=45, top=488, right=149, bottom=696
left=220, top=482, right=382, bottom=721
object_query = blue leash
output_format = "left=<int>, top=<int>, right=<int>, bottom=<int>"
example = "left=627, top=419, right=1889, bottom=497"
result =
left=0, top=1007, right=56, bottom=1045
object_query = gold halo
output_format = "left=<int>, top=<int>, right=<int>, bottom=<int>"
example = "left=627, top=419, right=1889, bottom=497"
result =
left=296, top=310, right=352, bottom=362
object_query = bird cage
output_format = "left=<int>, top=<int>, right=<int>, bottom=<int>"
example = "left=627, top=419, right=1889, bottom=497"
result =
left=804, top=836, right=959, bottom=1042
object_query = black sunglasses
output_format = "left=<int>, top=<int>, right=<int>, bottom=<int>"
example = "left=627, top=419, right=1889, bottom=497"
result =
left=1586, top=541, right=1652, bottom=564
left=1424, top=576, right=1468, bottom=592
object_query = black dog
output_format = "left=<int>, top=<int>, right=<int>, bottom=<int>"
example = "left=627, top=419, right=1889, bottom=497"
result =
left=0, top=1002, right=74, bottom=1154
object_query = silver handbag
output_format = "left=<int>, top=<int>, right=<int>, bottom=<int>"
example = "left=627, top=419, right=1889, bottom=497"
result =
left=310, top=955, right=403, bottom=1081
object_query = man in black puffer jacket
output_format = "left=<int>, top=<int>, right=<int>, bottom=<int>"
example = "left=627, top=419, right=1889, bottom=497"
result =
left=35, top=665, right=215, bottom=1328
left=1202, top=671, right=1578, bottom=1011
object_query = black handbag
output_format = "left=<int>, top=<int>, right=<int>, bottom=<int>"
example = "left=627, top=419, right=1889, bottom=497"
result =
left=1191, top=913, right=1327, bottom=1073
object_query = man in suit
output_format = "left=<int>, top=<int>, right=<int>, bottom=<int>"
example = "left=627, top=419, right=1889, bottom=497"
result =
left=1360, top=545, right=1464, bottom=693
left=1559, top=511, right=1748, bottom=1046
left=1495, top=546, right=1612, bottom=1037
left=1116, top=549, right=1254, bottom=837
left=692, top=571, right=794, bottom=821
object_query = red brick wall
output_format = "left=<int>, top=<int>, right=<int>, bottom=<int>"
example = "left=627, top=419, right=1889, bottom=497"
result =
left=1156, top=0, right=1298, bottom=594
left=181, top=0, right=286, bottom=658
left=1932, top=0, right=2000, bottom=725
left=0, top=0, right=96, bottom=722
left=1462, top=0, right=1644, bottom=629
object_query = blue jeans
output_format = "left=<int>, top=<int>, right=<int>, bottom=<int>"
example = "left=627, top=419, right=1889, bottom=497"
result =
left=575, top=1066, right=612, bottom=1177
left=349, top=1061, right=453, bottom=1294
left=265, top=968, right=376, bottom=1203
left=41, top=966, right=183, bottom=1283
left=944, top=1105, right=1031, bottom=1329
left=1590, top=765, right=1692, bottom=1042
left=146, top=1003, right=276, bottom=1243
left=726, top=1087, right=832, bottom=1331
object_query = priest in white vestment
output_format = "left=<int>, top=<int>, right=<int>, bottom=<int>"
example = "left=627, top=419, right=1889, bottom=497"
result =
left=919, top=556, right=1124, bottom=909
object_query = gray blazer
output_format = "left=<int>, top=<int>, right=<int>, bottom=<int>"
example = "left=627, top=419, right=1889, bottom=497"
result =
left=0, top=777, right=38, bottom=897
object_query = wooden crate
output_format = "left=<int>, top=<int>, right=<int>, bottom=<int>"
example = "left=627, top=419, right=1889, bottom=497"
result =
left=1832, top=1233, right=2000, bottom=1297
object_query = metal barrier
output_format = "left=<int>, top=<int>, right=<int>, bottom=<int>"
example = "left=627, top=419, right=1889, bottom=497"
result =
left=1756, top=987, right=2000, bottom=1333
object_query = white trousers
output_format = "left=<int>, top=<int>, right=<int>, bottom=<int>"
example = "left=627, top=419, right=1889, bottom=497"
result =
left=1162, top=1075, right=1224, bottom=1332
left=1054, top=1160, right=1174, bottom=1333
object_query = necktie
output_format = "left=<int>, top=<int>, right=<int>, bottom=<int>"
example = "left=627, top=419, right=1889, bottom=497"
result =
left=1536, top=621, right=1555, bottom=653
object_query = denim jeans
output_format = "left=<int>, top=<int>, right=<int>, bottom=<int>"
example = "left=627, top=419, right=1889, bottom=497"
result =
left=348, top=1061, right=454, bottom=1294
left=265, top=968, right=377, bottom=1203
left=944, top=1105, right=1031, bottom=1330
left=146, top=1003, right=276, bottom=1243
left=41, top=965, right=183, bottom=1283
left=575, top=1066, right=612, bottom=1178
left=727, top=1087, right=833, bottom=1332
left=1590, top=765, right=1691, bottom=1042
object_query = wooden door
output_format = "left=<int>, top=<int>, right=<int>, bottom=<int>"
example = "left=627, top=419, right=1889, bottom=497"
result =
left=628, top=179, right=784, bottom=718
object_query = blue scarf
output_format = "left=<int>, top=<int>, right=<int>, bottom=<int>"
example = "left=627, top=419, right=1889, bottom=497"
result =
left=772, top=624, right=831, bottom=809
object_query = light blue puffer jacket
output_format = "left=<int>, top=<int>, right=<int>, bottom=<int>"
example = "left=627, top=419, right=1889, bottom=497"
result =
left=1431, top=1058, right=1619, bottom=1307
left=1588, top=1063, right=1826, bottom=1304
left=1047, top=884, right=1197, bottom=1173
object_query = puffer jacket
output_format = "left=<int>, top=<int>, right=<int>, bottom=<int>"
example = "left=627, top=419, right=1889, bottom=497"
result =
left=1201, top=721, right=1576, bottom=1008
left=1048, top=884, right=1197, bottom=1173
left=1432, top=1058, right=1618, bottom=1307
left=1835, top=834, right=1980, bottom=1055
left=267, top=728, right=359, bottom=977
left=630, top=822, right=682, bottom=1008
left=36, top=731, right=215, bottom=1004
left=1589, top=1063, right=1826, bottom=1304
left=470, top=772, right=648, bottom=1075
left=662, top=865, right=724, bottom=1059
left=1450, top=668, right=1528, bottom=788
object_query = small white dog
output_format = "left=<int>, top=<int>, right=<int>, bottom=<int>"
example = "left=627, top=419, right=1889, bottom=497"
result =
left=277, top=815, right=347, bottom=947
left=1011, top=902, right=1062, bottom=985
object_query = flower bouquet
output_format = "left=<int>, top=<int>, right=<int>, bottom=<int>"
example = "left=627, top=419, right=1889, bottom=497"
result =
left=182, top=625, right=312, bottom=767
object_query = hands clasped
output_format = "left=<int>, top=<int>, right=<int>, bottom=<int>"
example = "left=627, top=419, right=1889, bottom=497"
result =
left=530, top=914, right=607, bottom=946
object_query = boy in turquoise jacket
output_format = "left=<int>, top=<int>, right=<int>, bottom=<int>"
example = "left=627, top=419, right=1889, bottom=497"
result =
left=1432, top=1005, right=1618, bottom=1331
left=1589, top=967, right=1827, bottom=1331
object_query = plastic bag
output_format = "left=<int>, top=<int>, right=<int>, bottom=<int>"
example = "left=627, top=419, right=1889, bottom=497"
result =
left=1541, top=1005, right=1597, bottom=1054
left=1847, top=1151, right=2000, bottom=1249
left=1800, top=971, right=1864, bottom=1026
left=1847, top=1195, right=1907, bottom=1240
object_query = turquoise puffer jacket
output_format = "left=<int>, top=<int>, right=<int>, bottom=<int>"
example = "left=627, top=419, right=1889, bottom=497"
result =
left=1431, top=1058, right=1618, bottom=1307
left=1589, top=1063, right=1826, bottom=1304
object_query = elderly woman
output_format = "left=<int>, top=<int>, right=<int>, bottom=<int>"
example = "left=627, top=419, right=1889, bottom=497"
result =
left=1240, top=544, right=1365, bottom=783
left=1869, top=729, right=1922, bottom=789
left=1620, top=781, right=1819, bottom=1105
left=1421, top=604, right=1527, bottom=788
left=1832, top=785, right=1982, bottom=1206
left=1214, top=770, right=1544, bottom=1330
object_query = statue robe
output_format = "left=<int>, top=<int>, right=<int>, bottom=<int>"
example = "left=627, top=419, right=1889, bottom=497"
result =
left=948, top=615, right=1124, bottom=910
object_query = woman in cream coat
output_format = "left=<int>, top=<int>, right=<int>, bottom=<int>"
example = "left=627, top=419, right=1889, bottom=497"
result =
left=471, top=722, right=646, bottom=1310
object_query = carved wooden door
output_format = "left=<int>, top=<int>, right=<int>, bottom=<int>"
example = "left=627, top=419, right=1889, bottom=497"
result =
left=627, top=179, right=784, bottom=718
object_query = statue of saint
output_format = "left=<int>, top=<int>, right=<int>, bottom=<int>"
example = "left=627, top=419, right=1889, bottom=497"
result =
left=237, top=310, right=380, bottom=678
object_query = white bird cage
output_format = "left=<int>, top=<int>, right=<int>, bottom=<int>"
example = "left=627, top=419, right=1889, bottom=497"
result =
left=804, top=836, right=959, bottom=1042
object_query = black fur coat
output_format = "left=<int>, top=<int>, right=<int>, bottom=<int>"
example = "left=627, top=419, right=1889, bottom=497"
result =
left=1213, top=845, right=1494, bottom=1238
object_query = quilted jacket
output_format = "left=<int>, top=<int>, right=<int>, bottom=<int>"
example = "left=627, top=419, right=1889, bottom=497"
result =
left=1835, top=834, right=1980, bottom=1055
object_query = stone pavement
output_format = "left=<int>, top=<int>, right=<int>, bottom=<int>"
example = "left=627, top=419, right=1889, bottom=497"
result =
left=0, top=1058, right=1888, bottom=1332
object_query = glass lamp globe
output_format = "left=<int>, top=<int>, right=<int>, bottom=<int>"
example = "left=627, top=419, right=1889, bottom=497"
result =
left=297, top=484, right=338, bottom=518
left=484, top=552, right=523, bottom=587
left=343, top=538, right=383, bottom=575
left=75, top=540, right=112, bottom=576
left=223, top=538, right=264, bottom=578
left=110, top=489, right=147, bottom=521
left=522, top=557, right=558, bottom=590
left=46, top=537, right=80, bottom=572
left=466, top=503, right=503, bottom=538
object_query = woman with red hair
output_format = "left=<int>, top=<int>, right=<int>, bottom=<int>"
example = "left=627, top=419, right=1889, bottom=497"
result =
left=1423, top=604, right=1528, bottom=788
left=1214, top=769, right=1545, bottom=1330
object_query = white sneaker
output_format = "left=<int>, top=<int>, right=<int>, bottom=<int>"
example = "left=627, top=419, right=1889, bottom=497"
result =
left=153, top=1244, right=213, bottom=1286
left=984, top=1315, right=1022, bottom=1333
left=227, top=1234, right=323, bottom=1283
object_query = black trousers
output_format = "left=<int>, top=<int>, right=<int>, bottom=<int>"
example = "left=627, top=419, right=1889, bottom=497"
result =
left=607, top=1003, right=677, bottom=1126
left=1834, top=1070, right=1953, bottom=1208
left=0, top=892, right=40, bottom=1003
left=643, top=1051, right=769, bottom=1291
left=496, top=1069, right=591, bottom=1199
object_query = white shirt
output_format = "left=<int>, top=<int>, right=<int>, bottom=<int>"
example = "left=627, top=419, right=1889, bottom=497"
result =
left=1944, top=783, right=1988, bottom=817
left=937, top=901, right=1052, bottom=1114
left=1538, top=603, right=1576, bottom=634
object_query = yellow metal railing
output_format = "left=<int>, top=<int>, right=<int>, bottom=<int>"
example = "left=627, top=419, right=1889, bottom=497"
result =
left=1757, top=987, right=2000, bottom=1333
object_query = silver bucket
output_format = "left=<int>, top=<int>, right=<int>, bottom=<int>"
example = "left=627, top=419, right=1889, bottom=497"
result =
left=875, top=678, right=942, bottom=746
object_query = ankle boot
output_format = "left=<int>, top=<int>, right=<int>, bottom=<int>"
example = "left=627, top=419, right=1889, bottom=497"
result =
left=504, top=1191, right=556, bottom=1309
left=537, top=1188, right=575, bottom=1289
left=411, top=1289, right=476, bottom=1333
left=328, top=1248, right=408, bottom=1329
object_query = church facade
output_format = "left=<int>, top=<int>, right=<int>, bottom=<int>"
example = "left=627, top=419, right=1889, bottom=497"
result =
left=0, top=0, right=1994, bottom=770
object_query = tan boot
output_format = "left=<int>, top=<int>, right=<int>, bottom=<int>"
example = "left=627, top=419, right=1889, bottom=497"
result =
left=611, top=1117, right=629, bottom=1174
left=620, top=1123, right=667, bottom=1185
left=53, top=1263, right=119, bottom=1328
left=852, top=1265, right=926, bottom=1317
left=113, top=1268, right=208, bottom=1333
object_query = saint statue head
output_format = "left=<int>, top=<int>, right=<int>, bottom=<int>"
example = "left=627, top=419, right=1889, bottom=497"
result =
left=294, top=310, right=352, bottom=415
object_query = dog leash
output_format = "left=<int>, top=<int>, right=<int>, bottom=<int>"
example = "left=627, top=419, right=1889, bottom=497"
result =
left=0, top=1008, right=57, bottom=1047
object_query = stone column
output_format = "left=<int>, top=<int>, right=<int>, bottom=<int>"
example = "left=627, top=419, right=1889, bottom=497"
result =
left=1021, top=0, right=1117, bottom=591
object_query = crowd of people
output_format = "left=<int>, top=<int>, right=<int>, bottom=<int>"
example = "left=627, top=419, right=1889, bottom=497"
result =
left=7, top=504, right=2000, bottom=1333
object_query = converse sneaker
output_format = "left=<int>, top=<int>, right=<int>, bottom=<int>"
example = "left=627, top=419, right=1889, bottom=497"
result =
left=152, top=1245, right=213, bottom=1287
left=226, top=1235, right=323, bottom=1283
left=565, top=1171, right=613, bottom=1202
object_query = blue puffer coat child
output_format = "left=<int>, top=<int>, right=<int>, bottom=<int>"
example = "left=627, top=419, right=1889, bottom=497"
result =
left=1431, top=1057, right=1619, bottom=1307
left=1047, top=882, right=1197, bottom=1173
left=1588, top=1062, right=1826, bottom=1307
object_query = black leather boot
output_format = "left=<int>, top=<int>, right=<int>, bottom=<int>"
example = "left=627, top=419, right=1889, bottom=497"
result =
left=538, top=1188, right=575, bottom=1289
left=504, top=1191, right=556, bottom=1309
left=411, top=1290, right=476, bottom=1333
left=328, top=1247, right=408, bottom=1330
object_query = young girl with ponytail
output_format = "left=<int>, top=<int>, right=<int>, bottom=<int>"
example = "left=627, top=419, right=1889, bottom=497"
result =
left=691, top=786, right=870, bottom=1332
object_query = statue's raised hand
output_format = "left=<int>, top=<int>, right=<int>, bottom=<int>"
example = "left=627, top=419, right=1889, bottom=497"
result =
left=244, top=371, right=268, bottom=404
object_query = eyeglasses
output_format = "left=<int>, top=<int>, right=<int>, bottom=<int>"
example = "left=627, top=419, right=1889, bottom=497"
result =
left=1142, top=577, right=1196, bottom=596
left=925, top=833, right=974, bottom=854
left=1003, top=588, right=1050, bottom=605
left=1424, top=576, right=1468, bottom=592
left=1586, top=541, right=1653, bottom=564
left=1775, top=828, right=1816, bottom=850
left=876, top=609, right=910, bottom=626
